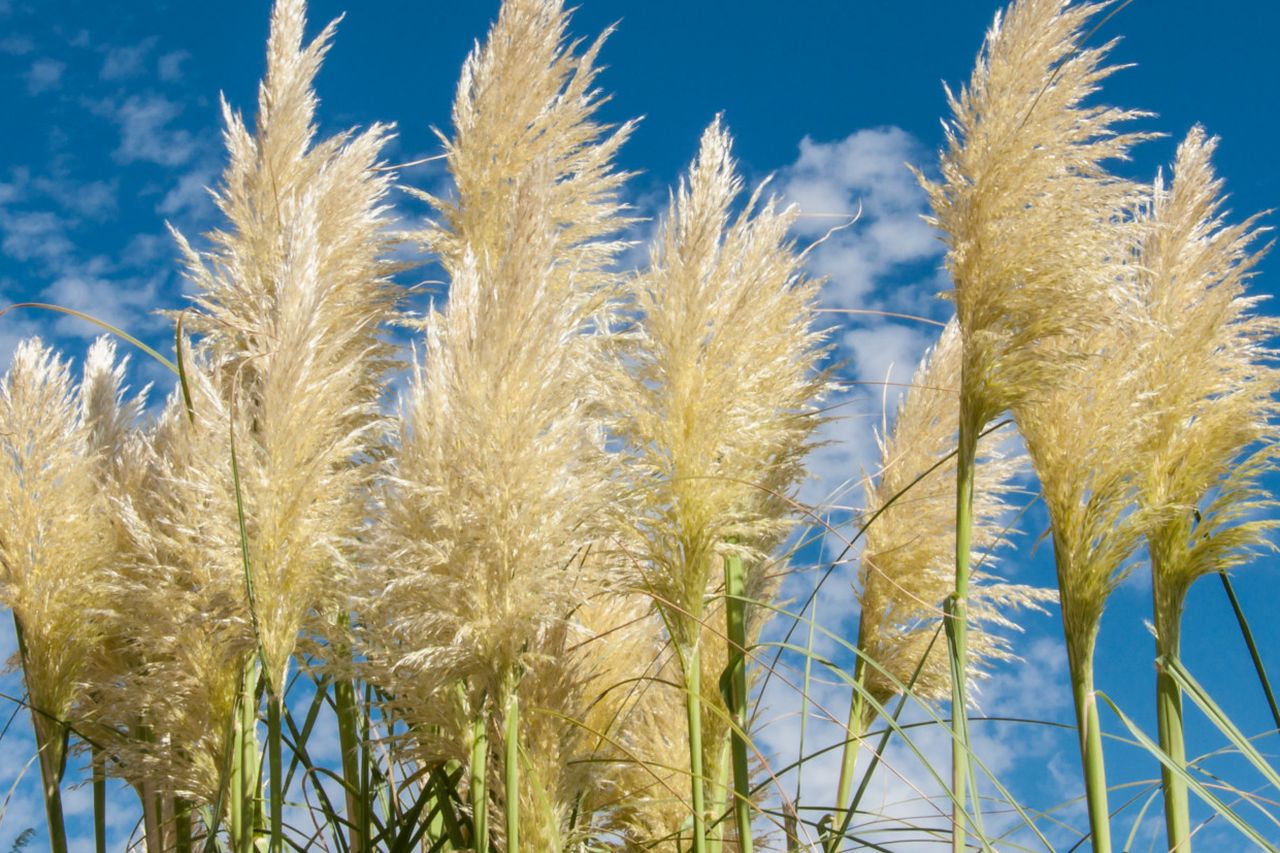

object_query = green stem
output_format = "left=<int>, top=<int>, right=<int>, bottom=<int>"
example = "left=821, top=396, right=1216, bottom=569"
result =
left=504, top=689, right=520, bottom=853
left=334, top=638, right=365, bottom=853
left=93, top=745, right=107, bottom=853
left=13, top=619, right=68, bottom=853
left=231, top=662, right=260, bottom=853
left=833, top=640, right=869, bottom=835
left=724, top=553, right=754, bottom=853
left=950, top=413, right=978, bottom=853
left=1071, top=668, right=1112, bottom=853
left=684, top=643, right=708, bottom=853
left=267, top=691, right=284, bottom=853
left=471, top=708, right=490, bottom=853
left=706, top=740, right=730, bottom=853
left=1152, top=564, right=1191, bottom=852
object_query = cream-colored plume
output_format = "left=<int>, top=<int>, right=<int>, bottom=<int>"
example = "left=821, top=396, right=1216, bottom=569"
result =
left=170, top=0, right=399, bottom=695
left=0, top=339, right=111, bottom=789
left=617, top=118, right=828, bottom=652
left=1136, top=128, right=1279, bottom=642
left=857, top=320, right=1054, bottom=709
left=358, top=0, right=631, bottom=786
left=921, top=0, right=1150, bottom=434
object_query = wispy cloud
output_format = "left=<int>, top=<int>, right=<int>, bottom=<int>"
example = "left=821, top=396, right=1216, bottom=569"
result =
left=24, top=57, right=66, bottom=95
left=91, top=93, right=197, bottom=167
left=157, top=49, right=189, bottom=82
left=0, top=33, right=33, bottom=55
left=99, top=36, right=158, bottom=81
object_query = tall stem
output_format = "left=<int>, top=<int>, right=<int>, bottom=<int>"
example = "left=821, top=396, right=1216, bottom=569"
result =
left=267, top=690, right=284, bottom=853
left=504, top=689, right=520, bottom=853
left=93, top=746, right=107, bottom=853
left=13, top=619, right=68, bottom=853
left=724, top=553, right=754, bottom=853
left=1152, top=557, right=1191, bottom=851
left=470, top=708, right=490, bottom=853
left=230, top=661, right=261, bottom=853
left=1070, top=661, right=1112, bottom=853
left=334, top=651, right=365, bottom=853
left=832, top=654, right=867, bottom=842
left=950, top=412, right=978, bottom=853
left=684, top=642, right=708, bottom=853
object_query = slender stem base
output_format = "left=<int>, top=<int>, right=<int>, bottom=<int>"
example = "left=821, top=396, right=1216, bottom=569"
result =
left=950, top=414, right=978, bottom=853
left=724, top=553, right=754, bottom=853
left=504, top=690, right=520, bottom=853
left=14, top=620, right=68, bottom=853
left=93, top=746, right=107, bottom=853
left=267, top=691, right=284, bottom=853
left=471, top=709, right=490, bottom=853
left=684, top=645, right=708, bottom=853
left=833, top=655, right=867, bottom=832
left=1071, top=671, right=1112, bottom=853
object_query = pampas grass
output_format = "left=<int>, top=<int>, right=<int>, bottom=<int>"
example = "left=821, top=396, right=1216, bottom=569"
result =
left=1, top=1, right=1278, bottom=852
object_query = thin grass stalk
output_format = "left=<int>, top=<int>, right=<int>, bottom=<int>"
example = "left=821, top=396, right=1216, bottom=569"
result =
left=950, top=412, right=978, bottom=853
left=832, top=637, right=868, bottom=835
left=1218, top=571, right=1280, bottom=730
left=504, top=689, right=519, bottom=853
left=470, top=709, right=489, bottom=852
left=231, top=663, right=260, bottom=853
left=1151, top=547, right=1192, bottom=852
left=684, top=644, right=708, bottom=853
left=334, top=635, right=365, bottom=853
left=13, top=620, right=68, bottom=853
left=1154, top=659, right=1190, bottom=850
left=93, top=744, right=106, bottom=853
left=267, top=691, right=284, bottom=853
left=724, top=553, right=754, bottom=853
left=707, top=742, right=729, bottom=853
left=1067, top=649, right=1111, bottom=853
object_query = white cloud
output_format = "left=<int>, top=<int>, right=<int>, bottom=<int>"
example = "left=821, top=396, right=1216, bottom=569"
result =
left=157, top=49, right=190, bottom=82
left=24, top=57, right=65, bottom=95
left=0, top=208, right=74, bottom=265
left=779, top=127, right=943, bottom=313
left=94, top=94, right=197, bottom=168
left=158, top=159, right=218, bottom=221
left=99, top=36, right=158, bottom=81
left=43, top=267, right=168, bottom=338
left=31, top=174, right=118, bottom=220
left=0, top=33, right=33, bottom=55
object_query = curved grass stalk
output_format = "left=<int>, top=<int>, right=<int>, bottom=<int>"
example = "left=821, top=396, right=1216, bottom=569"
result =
left=1100, top=691, right=1279, bottom=851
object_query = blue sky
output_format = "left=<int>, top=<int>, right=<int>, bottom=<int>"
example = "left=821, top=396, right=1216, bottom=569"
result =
left=1, top=0, right=1279, bottom=849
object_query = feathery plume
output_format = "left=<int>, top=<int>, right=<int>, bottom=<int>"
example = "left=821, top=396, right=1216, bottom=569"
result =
left=922, top=0, right=1150, bottom=430
left=921, top=2, right=1151, bottom=846
left=0, top=338, right=112, bottom=849
left=1135, top=127, right=1279, bottom=849
left=359, top=1, right=633, bottom=846
left=1138, top=127, right=1279, bottom=628
left=616, top=118, right=829, bottom=850
left=856, top=320, right=1053, bottom=711
left=171, top=0, right=400, bottom=696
